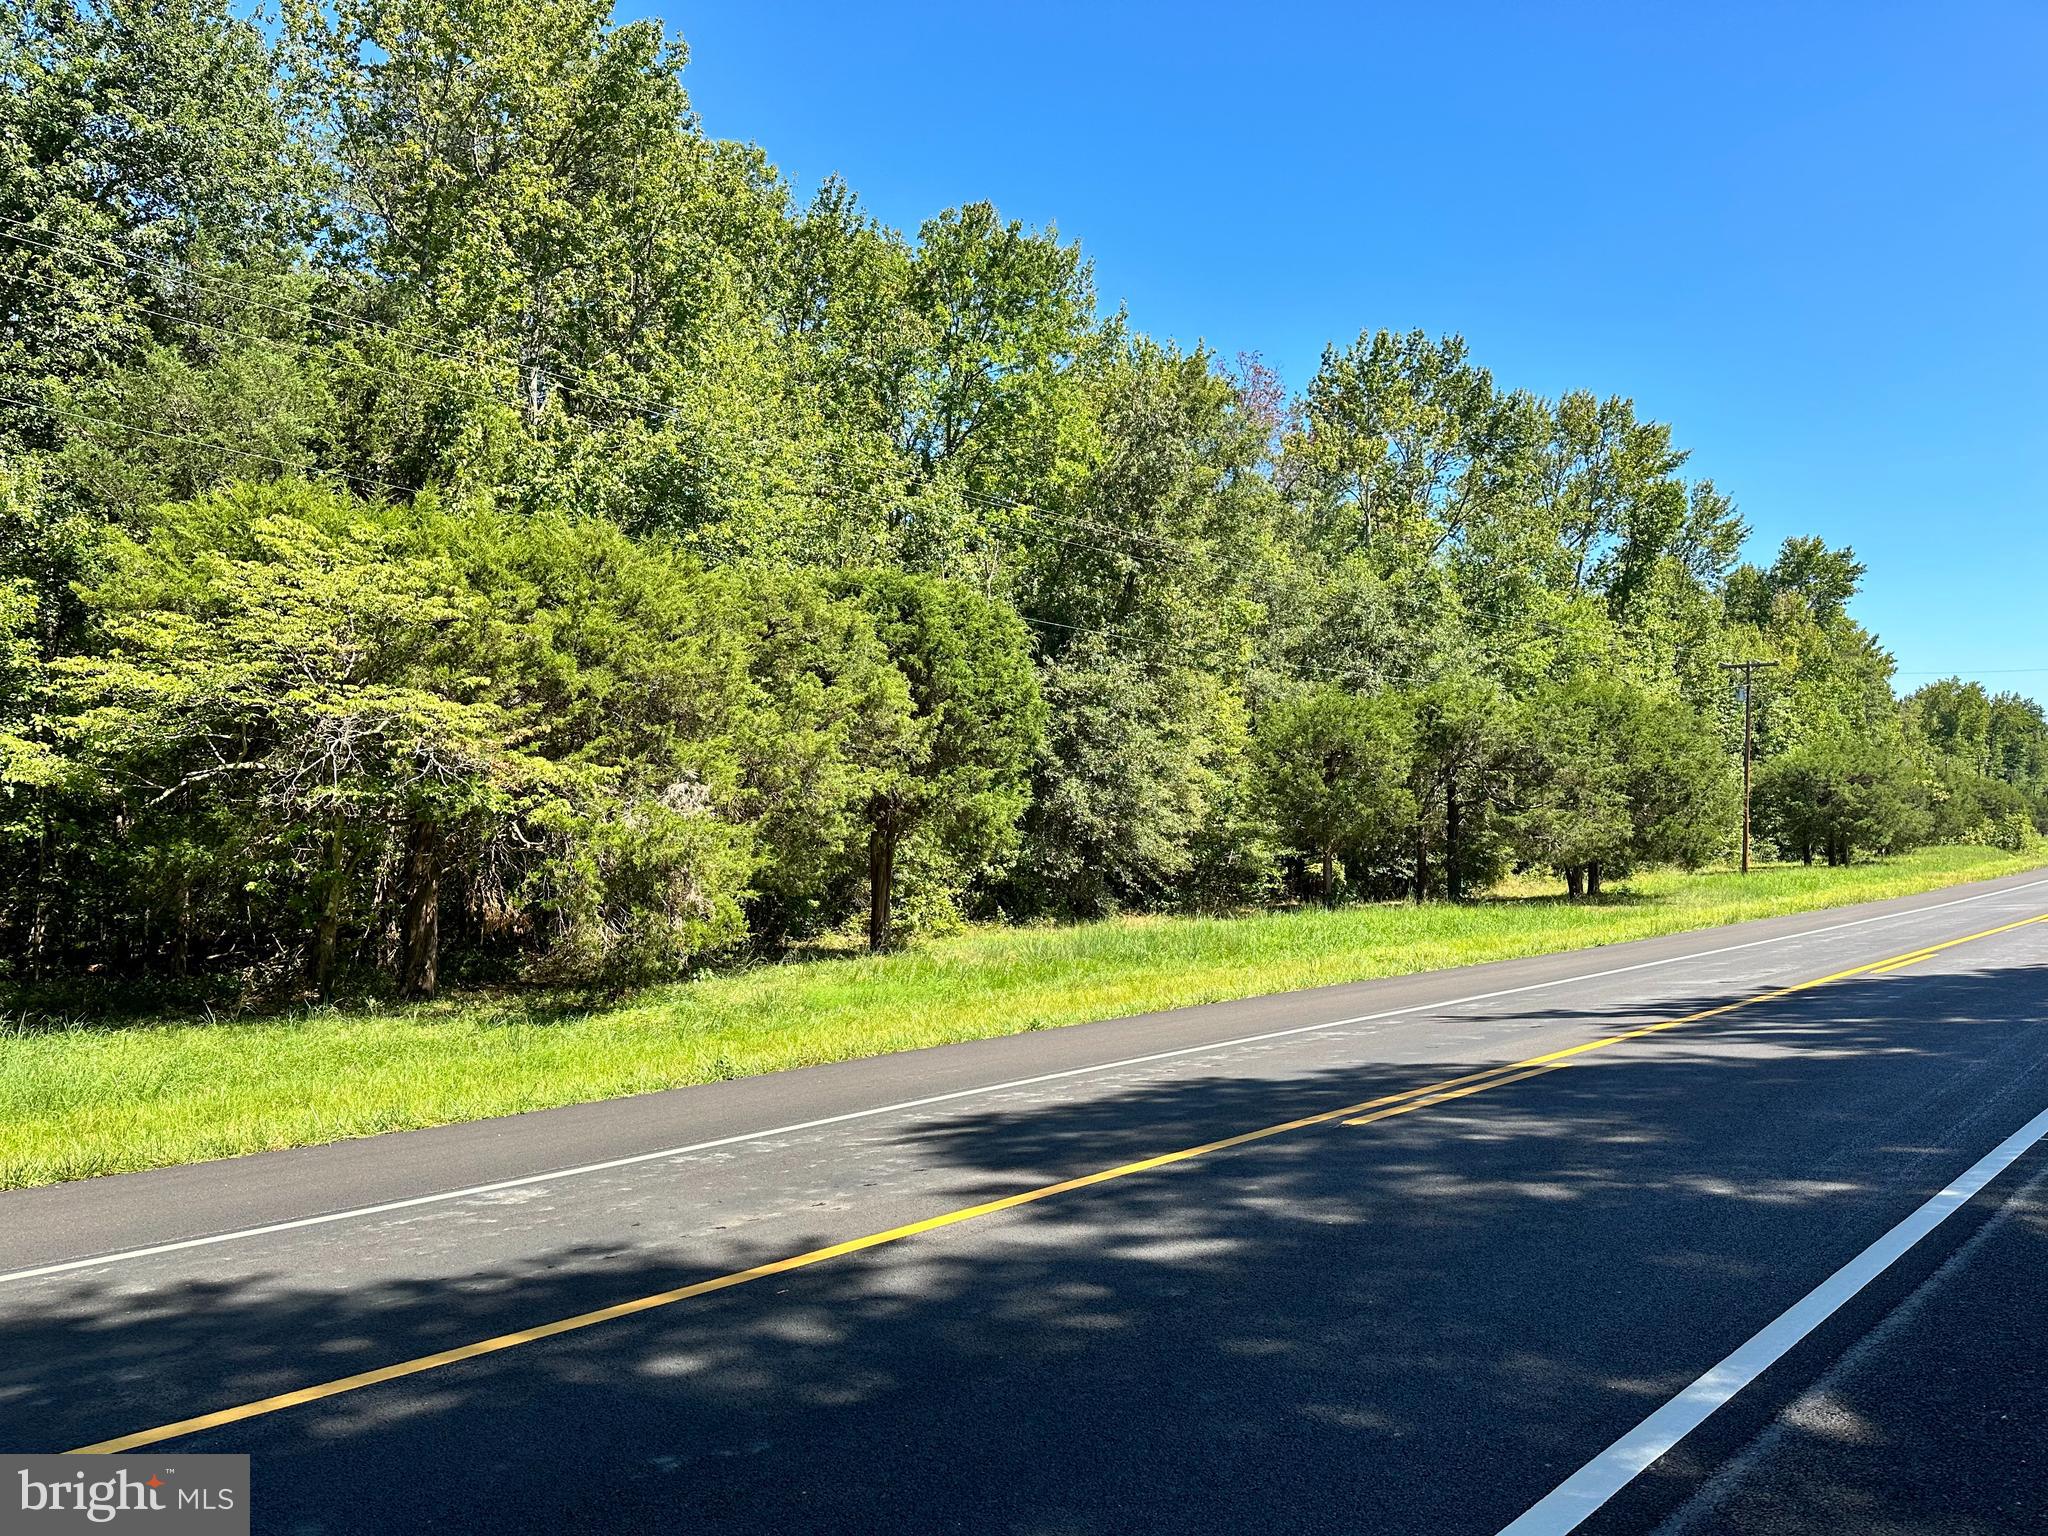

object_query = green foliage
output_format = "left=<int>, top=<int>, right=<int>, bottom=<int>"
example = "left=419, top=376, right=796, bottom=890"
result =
left=1725, top=537, right=1866, bottom=626
left=836, top=571, right=1044, bottom=946
left=0, top=575, right=57, bottom=791
left=1985, top=811, right=2037, bottom=852
left=1899, top=676, right=2048, bottom=845
left=1009, top=643, right=1246, bottom=917
left=1754, top=728, right=1926, bottom=866
left=1, top=0, right=309, bottom=399
left=9, top=482, right=940, bottom=990
left=1509, top=675, right=1735, bottom=892
left=43, top=482, right=738, bottom=987
left=0, top=0, right=2014, bottom=1007
left=1254, top=685, right=1413, bottom=904
left=1403, top=677, right=1513, bottom=900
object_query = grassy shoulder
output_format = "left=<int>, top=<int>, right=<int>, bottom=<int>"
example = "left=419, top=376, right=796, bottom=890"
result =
left=3, top=844, right=2043, bottom=1190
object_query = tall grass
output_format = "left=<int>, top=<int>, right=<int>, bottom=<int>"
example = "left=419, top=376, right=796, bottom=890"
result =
left=2, top=845, right=2041, bottom=1189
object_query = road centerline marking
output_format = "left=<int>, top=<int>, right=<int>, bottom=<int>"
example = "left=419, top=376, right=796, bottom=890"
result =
left=1865, top=916, right=2048, bottom=973
left=11, top=875, right=2047, bottom=1289
left=1342, top=911, right=2048, bottom=1122
left=65, top=907, right=2047, bottom=1456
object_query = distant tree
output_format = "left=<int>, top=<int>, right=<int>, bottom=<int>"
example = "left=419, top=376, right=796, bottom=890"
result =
left=1903, top=678, right=2048, bottom=831
left=1724, top=537, right=1866, bottom=628
left=1755, top=730, right=1924, bottom=866
left=837, top=573, right=1044, bottom=949
left=1008, top=642, right=1244, bottom=918
left=1254, top=686, right=1413, bottom=905
left=1510, top=675, right=1734, bottom=895
left=1405, top=677, right=1513, bottom=900
left=1918, top=760, right=2031, bottom=846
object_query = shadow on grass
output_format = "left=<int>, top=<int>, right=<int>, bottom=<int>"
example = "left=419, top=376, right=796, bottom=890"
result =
left=8, top=849, right=2024, bottom=1035
left=2, top=958, right=2045, bottom=1533
left=0, top=980, right=629, bottom=1037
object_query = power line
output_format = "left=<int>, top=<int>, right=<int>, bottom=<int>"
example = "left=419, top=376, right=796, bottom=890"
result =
left=0, top=397, right=1195, bottom=588
left=1893, top=667, right=2048, bottom=677
left=5, top=235, right=1836, bottom=698
left=1018, top=613, right=1365, bottom=684
left=958, top=488, right=1201, bottom=558
left=1, top=259, right=530, bottom=423
left=1, top=215, right=482, bottom=367
left=0, top=388, right=1339, bottom=682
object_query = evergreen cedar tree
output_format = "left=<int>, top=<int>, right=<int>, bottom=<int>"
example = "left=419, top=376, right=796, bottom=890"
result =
left=1, top=0, right=2042, bottom=997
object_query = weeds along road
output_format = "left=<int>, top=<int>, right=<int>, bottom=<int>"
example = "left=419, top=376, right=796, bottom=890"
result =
left=4, top=868, right=2047, bottom=1534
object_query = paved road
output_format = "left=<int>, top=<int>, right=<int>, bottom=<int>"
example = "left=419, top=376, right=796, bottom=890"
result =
left=3, top=870, right=2047, bottom=1534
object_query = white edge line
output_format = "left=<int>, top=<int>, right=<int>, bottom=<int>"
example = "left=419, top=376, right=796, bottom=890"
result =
left=1653, top=1160, right=2048, bottom=1536
left=6, top=874, right=2046, bottom=1287
left=1494, top=1100, right=2048, bottom=1536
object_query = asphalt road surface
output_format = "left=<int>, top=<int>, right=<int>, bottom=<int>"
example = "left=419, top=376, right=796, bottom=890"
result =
left=4, top=869, right=2047, bottom=1534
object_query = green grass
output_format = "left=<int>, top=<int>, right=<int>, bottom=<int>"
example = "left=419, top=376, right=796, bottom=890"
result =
left=3, top=844, right=2043, bottom=1190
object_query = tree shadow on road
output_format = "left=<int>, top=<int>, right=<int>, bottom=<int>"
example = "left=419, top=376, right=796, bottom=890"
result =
left=1, top=960, right=2043, bottom=1535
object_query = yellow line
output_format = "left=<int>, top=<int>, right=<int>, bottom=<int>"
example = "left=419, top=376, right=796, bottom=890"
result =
left=1341, top=910, right=2048, bottom=1120
left=70, top=910, right=2048, bottom=1455
left=1867, top=916, right=2047, bottom=973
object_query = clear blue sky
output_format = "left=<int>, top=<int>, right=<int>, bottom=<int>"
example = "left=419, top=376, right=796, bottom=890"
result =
left=643, top=1, right=2047, bottom=702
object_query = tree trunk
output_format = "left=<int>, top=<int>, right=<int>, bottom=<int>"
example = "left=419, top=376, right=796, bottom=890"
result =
left=400, top=818, right=442, bottom=999
left=1800, top=843, right=1813, bottom=866
left=27, top=791, right=49, bottom=979
left=1321, top=847, right=1336, bottom=907
left=1413, top=830, right=1429, bottom=902
left=1566, top=866, right=1584, bottom=899
left=867, top=822, right=895, bottom=951
left=1445, top=776, right=1463, bottom=901
left=1586, top=860, right=1603, bottom=897
left=311, top=900, right=340, bottom=997
left=309, top=820, right=344, bottom=998
left=173, top=882, right=192, bottom=979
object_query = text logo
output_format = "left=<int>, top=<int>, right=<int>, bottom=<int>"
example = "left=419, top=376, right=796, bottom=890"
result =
left=3, top=1456, right=248, bottom=1535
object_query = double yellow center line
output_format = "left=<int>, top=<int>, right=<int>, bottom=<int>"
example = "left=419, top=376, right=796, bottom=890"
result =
left=72, top=910, right=2048, bottom=1455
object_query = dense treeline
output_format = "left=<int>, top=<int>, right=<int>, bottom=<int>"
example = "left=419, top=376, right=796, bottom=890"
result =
left=2, top=0, right=2043, bottom=998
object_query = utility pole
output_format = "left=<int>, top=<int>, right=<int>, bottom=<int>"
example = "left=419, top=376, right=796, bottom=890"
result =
left=1720, top=659, right=1781, bottom=874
